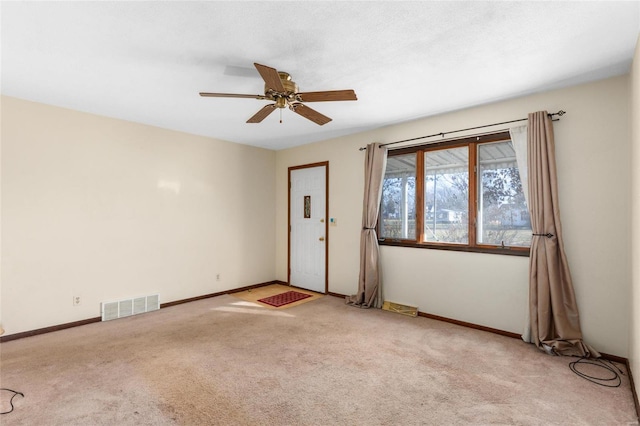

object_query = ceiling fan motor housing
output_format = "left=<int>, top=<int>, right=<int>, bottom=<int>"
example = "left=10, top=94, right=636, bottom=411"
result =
left=267, top=72, right=298, bottom=108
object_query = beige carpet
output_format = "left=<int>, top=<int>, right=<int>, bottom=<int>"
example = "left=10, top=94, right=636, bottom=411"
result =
left=0, top=293, right=637, bottom=425
left=231, top=284, right=323, bottom=308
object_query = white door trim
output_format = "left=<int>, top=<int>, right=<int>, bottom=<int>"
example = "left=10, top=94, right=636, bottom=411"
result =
left=288, top=161, right=329, bottom=294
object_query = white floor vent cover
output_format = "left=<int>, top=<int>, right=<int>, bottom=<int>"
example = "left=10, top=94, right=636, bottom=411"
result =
left=101, top=294, right=159, bottom=321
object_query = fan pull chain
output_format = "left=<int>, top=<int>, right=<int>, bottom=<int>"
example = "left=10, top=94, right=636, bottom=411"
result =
left=280, top=108, right=283, bottom=124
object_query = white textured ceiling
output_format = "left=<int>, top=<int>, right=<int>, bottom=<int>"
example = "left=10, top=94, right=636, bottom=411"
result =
left=2, top=2, right=639, bottom=150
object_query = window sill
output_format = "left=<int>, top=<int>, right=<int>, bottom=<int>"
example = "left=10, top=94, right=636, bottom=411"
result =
left=378, top=239, right=530, bottom=257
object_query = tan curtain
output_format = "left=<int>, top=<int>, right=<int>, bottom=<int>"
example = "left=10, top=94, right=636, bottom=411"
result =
left=527, top=111, right=598, bottom=357
left=347, top=142, right=388, bottom=308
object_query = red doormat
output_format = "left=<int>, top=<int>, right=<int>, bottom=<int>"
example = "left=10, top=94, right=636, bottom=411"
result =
left=258, top=291, right=312, bottom=307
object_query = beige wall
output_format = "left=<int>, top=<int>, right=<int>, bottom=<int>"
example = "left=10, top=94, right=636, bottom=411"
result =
left=276, top=75, right=631, bottom=356
left=1, top=70, right=634, bottom=359
left=630, top=34, right=640, bottom=397
left=1, top=96, right=276, bottom=335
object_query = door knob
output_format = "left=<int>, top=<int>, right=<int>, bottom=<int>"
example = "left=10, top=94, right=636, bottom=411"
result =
left=319, top=237, right=325, bottom=241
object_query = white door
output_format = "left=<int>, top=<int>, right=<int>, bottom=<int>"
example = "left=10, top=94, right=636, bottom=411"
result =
left=289, top=164, right=327, bottom=293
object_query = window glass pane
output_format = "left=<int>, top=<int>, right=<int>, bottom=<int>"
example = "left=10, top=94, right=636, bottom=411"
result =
left=381, top=154, right=416, bottom=239
left=477, top=141, right=531, bottom=247
left=424, top=147, right=469, bottom=244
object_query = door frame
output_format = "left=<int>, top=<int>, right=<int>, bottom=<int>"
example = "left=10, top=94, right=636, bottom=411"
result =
left=288, top=161, right=329, bottom=294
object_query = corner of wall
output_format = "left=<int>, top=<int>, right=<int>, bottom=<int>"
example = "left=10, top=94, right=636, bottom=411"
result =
left=629, top=32, right=640, bottom=414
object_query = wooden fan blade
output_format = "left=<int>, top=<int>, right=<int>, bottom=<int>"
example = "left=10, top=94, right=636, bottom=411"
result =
left=200, top=92, right=267, bottom=99
left=247, top=104, right=277, bottom=123
left=291, top=103, right=332, bottom=126
left=297, top=90, right=357, bottom=102
left=254, top=63, right=285, bottom=92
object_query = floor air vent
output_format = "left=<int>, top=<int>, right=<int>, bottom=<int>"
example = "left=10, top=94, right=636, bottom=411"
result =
left=382, top=301, right=418, bottom=317
left=101, top=294, right=159, bottom=321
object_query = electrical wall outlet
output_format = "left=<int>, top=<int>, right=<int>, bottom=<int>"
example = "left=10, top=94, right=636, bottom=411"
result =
left=73, top=296, right=81, bottom=306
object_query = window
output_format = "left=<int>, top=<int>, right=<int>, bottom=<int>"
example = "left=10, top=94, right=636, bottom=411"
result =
left=380, top=154, right=416, bottom=240
left=477, top=141, right=531, bottom=248
left=424, top=146, right=469, bottom=244
left=379, top=132, right=531, bottom=255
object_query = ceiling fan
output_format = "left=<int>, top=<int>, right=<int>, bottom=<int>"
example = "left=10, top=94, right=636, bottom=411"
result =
left=199, top=63, right=357, bottom=125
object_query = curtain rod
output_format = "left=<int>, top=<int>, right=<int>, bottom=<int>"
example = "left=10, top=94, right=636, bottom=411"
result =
left=358, top=110, right=566, bottom=151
